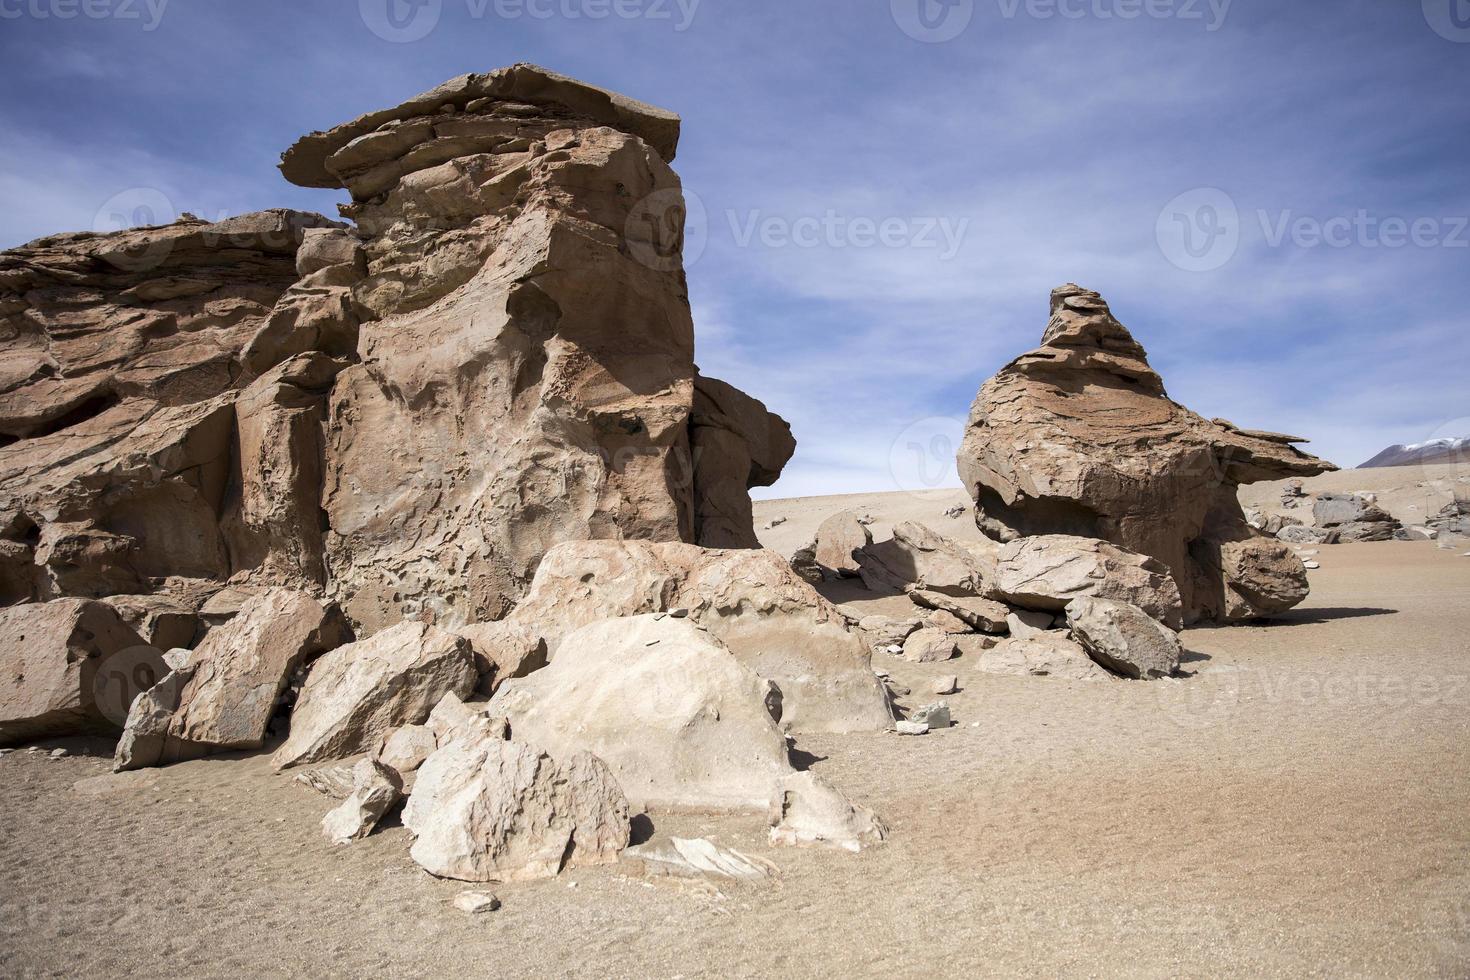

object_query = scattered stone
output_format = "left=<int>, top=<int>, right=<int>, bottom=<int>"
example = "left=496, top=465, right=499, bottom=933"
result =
left=766, top=517, right=788, bottom=529
left=931, top=676, right=959, bottom=695
left=271, top=622, right=477, bottom=771
left=321, top=758, right=404, bottom=844
left=903, top=627, right=957, bottom=664
left=1303, top=560, right=1321, bottom=570
left=814, top=511, right=872, bottom=577
left=453, top=891, right=501, bottom=914
left=925, top=609, right=974, bottom=635
left=49, top=747, right=68, bottom=759
left=489, top=616, right=793, bottom=810
left=894, top=721, right=929, bottom=736
left=1064, top=597, right=1181, bottom=680
left=403, top=735, right=630, bottom=883
left=943, top=505, right=967, bottom=520
left=789, top=542, right=826, bottom=584
left=978, top=635, right=1113, bottom=681
left=909, top=703, right=951, bottom=729
left=957, top=284, right=1334, bottom=623
left=768, top=771, right=887, bottom=852
left=991, top=535, right=1184, bottom=630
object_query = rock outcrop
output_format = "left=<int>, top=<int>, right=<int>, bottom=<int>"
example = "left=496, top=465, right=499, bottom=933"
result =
left=490, top=615, right=793, bottom=810
left=958, top=285, right=1336, bottom=623
left=496, top=540, right=894, bottom=733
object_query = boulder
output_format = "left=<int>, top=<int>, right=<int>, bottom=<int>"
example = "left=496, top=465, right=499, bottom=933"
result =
left=1064, top=597, right=1181, bottom=680
left=403, top=733, right=630, bottom=882
left=925, top=609, right=973, bottom=634
left=768, top=772, right=887, bottom=853
left=854, top=522, right=989, bottom=596
left=957, top=284, right=1334, bottom=622
left=321, top=758, right=404, bottom=844
left=1207, top=538, right=1311, bottom=620
left=903, top=627, right=957, bottom=664
left=426, top=692, right=508, bottom=747
left=689, top=374, right=796, bottom=549
left=451, top=620, right=547, bottom=696
left=789, top=542, right=826, bottom=585
left=271, top=622, right=477, bottom=770
left=909, top=703, right=952, bottom=729
left=498, top=541, right=892, bottom=733
left=978, top=635, right=1113, bottom=681
left=1006, top=609, right=1054, bottom=639
left=375, top=724, right=438, bottom=776
left=99, top=594, right=200, bottom=651
left=0, top=598, right=150, bottom=745
left=814, top=511, right=872, bottom=577
left=857, top=615, right=923, bottom=651
left=490, top=615, right=792, bottom=810
left=1278, top=525, right=1337, bottom=545
left=112, top=665, right=194, bottom=772
left=1313, top=493, right=1392, bottom=528
left=908, top=590, right=1009, bottom=633
left=990, top=534, right=1183, bottom=630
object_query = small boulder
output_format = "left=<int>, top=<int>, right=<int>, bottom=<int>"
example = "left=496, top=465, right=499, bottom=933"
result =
left=768, top=771, right=887, bottom=852
left=321, top=758, right=403, bottom=844
left=814, top=511, right=872, bottom=577
left=1006, top=609, right=1054, bottom=639
left=855, top=522, right=989, bottom=597
left=903, top=627, right=957, bottom=664
left=991, top=535, right=1184, bottom=630
left=908, top=590, right=1009, bottom=633
left=789, top=542, right=826, bottom=584
left=978, top=635, right=1113, bottom=681
left=926, top=609, right=974, bottom=634
left=1065, top=597, right=1181, bottom=680
left=931, top=675, right=959, bottom=695
left=909, top=702, right=951, bottom=729
left=375, top=724, right=437, bottom=776
left=403, top=735, right=630, bottom=882
left=626, top=837, right=776, bottom=880
left=271, top=622, right=477, bottom=771
left=453, top=891, right=501, bottom=914
left=858, top=615, right=923, bottom=651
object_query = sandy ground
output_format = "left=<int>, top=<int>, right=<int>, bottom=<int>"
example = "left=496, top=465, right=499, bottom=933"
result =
left=3, top=472, right=1469, bottom=978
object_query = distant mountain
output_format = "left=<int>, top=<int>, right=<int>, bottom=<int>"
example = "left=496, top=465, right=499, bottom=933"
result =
left=1358, top=436, right=1470, bottom=469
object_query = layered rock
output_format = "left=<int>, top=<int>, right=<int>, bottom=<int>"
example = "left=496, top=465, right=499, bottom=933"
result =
left=990, top=534, right=1184, bottom=630
left=495, top=540, right=894, bottom=733
left=280, top=63, right=792, bottom=634
left=958, top=285, right=1335, bottom=623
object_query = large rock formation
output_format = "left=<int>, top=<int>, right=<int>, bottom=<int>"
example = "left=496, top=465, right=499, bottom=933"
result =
left=280, top=63, right=793, bottom=634
left=957, top=284, right=1336, bottom=623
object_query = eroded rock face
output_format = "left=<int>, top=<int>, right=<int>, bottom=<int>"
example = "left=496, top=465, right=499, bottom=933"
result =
left=280, top=63, right=791, bottom=634
left=498, top=540, right=893, bottom=733
left=490, top=615, right=793, bottom=810
left=958, top=285, right=1335, bottom=623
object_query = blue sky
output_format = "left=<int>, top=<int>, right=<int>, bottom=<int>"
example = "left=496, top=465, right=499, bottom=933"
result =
left=3, top=0, right=1466, bottom=497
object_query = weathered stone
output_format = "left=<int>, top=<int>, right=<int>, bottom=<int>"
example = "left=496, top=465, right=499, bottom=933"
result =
left=858, top=615, right=923, bottom=651
left=491, top=615, right=792, bottom=810
left=625, top=837, right=776, bottom=880
left=403, top=734, right=630, bottom=882
left=453, top=891, right=501, bottom=914
left=112, top=665, right=193, bottom=772
left=903, top=627, right=957, bottom=664
left=99, top=594, right=199, bottom=652
left=909, top=703, right=951, bottom=729
left=321, top=758, right=404, bottom=844
left=450, top=620, right=547, bottom=697
left=0, top=599, right=149, bottom=745
left=789, top=542, right=826, bottom=584
left=498, top=541, right=892, bottom=733
left=932, top=675, right=959, bottom=695
left=926, top=609, right=973, bottom=634
left=1006, top=609, right=1054, bottom=639
left=991, top=534, right=1184, bottom=630
left=1065, top=597, right=1181, bottom=680
left=1278, top=524, right=1337, bottom=545
left=689, top=374, right=795, bottom=549
left=271, top=622, right=477, bottom=770
left=375, top=724, right=438, bottom=776
left=908, top=589, right=1009, bottom=633
left=814, top=511, right=872, bottom=577
left=768, top=772, right=887, bottom=853
left=958, top=284, right=1334, bottom=623
left=978, top=635, right=1113, bottom=681
left=855, top=522, right=989, bottom=597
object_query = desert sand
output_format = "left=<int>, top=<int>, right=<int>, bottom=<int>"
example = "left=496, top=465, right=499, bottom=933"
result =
left=3, top=466, right=1467, bottom=979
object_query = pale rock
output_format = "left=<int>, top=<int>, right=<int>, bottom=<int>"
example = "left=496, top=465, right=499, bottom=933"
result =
left=932, top=675, right=959, bottom=695
left=1064, top=597, right=1181, bottom=680
left=321, top=758, right=404, bottom=844
left=978, top=635, right=1113, bottom=681
left=271, top=622, right=477, bottom=770
left=903, top=627, right=957, bottom=664
left=926, top=609, right=974, bottom=635
left=375, top=724, right=438, bottom=776
left=453, top=891, right=501, bottom=914
left=854, top=522, right=989, bottom=597
left=907, top=590, right=1009, bottom=633
left=814, top=511, right=872, bottom=577
left=991, top=534, right=1184, bottom=630
left=625, top=837, right=776, bottom=880
left=451, top=620, right=547, bottom=696
left=489, top=616, right=792, bottom=810
left=894, top=720, right=929, bottom=736
left=1006, top=609, right=1054, bottom=639
left=768, top=771, right=887, bottom=852
left=909, top=703, right=951, bottom=729
left=403, top=734, right=629, bottom=882
left=426, top=692, right=508, bottom=746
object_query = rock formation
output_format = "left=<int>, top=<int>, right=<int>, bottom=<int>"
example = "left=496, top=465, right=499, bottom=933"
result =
left=958, top=284, right=1336, bottom=623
